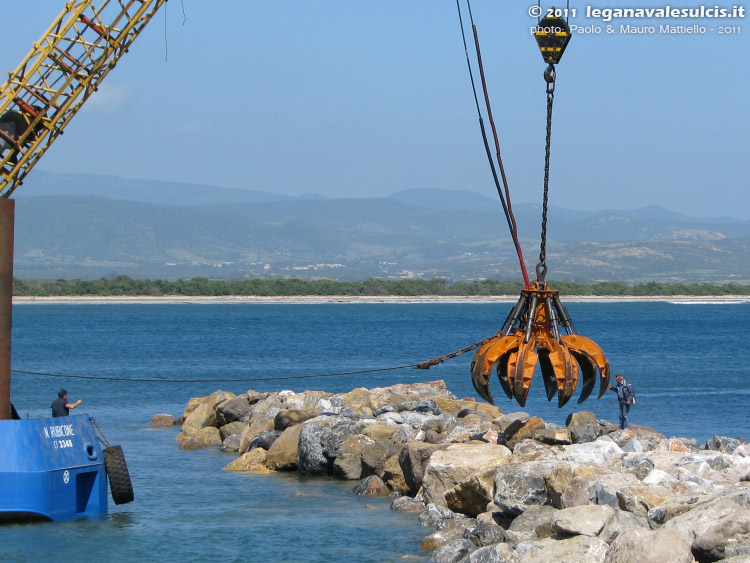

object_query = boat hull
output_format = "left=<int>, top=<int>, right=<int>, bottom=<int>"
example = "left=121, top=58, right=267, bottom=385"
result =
left=0, top=415, right=108, bottom=521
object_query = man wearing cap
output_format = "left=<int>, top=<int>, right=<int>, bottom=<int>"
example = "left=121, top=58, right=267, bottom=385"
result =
left=50, top=389, right=82, bottom=418
left=608, top=374, right=635, bottom=430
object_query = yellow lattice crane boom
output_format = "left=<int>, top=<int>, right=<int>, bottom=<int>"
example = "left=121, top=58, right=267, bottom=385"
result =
left=0, top=0, right=167, bottom=198
left=0, top=0, right=167, bottom=418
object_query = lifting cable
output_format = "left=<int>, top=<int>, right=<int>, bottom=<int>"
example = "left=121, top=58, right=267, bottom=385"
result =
left=456, top=0, right=531, bottom=288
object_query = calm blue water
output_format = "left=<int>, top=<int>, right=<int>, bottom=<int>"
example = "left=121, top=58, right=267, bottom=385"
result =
left=3, top=301, right=749, bottom=560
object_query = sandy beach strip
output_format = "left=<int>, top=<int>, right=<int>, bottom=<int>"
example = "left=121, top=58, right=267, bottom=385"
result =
left=11, top=294, right=750, bottom=304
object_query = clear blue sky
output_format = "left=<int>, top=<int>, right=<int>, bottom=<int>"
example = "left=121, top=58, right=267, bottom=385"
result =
left=2, top=1, right=747, bottom=218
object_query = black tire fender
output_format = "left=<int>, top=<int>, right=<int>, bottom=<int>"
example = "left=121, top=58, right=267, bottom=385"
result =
left=103, top=445, right=134, bottom=505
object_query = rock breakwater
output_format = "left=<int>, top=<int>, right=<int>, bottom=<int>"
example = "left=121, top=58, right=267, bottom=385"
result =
left=155, top=380, right=750, bottom=562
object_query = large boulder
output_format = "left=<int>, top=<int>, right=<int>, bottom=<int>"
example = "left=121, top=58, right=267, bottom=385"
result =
left=561, top=475, right=595, bottom=508
left=493, top=462, right=550, bottom=516
left=265, top=423, right=303, bottom=471
left=362, top=438, right=395, bottom=477
left=339, top=387, right=375, bottom=416
left=460, top=543, right=518, bottom=563
left=398, top=442, right=450, bottom=496
left=215, top=396, right=252, bottom=425
left=297, top=418, right=362, bottom=475
left=444, top=463, right=506, bottom=518
left=553, top=504, right=616, bottom=537
left=615, top=483, right=674, bottom=518
left=533, top=427, right=573, bottom=446
left=566, top=411, right=602, bottom=444
left=562, top=440, right=624, bottom=465
left=417, top=503, right=464, bottom=528
left=516, top=535, right=609, bottom=562
left=395, top=398, right=441, bottom=415
left=625, top=425, right=667, bottom=452
left=332, top=434, right=374, bottom=480
left=390, top=495, right=426, bottom=513
left=598, top=509, right=648, bottom=544
left=362, top=423, right=403, bottom=441
left=506, top=505, right=557, bottom=543
left=219, top=421, right=246, bottom=441
left=150, top=413, right=177, bottom=426
left=663, top=486, right=750, bottom=539
left=351, top=475, right=388, bottom=496
left=182, top=395, right=207, bottom=418
left=181, top=390, right=236, bottom=433
left=383, top=451, right=410, bottom=495
left=220, top=433, right=242, bottom=452
left=545, top=464, right=574, bottom=509
left=297, top=422, right=336, bottom=475
left=248, top=430, right=282, bottom=451
left=511, top=439, right=557, bottom=462
left=223, top=448, right=273, bottom=474
left=590, top=473, right=641, bottom=510
left=422, top=443, right=512, bottom=509
left=463, top=520, right=509, bottom=548
left=275, top=408, right=317, bottom=431
left=505, top=417, right=546, bottom=450
left=704, top=436, right=744, bottom=454
left=425, top=538, right=475, bottom=562
left=421, top=521, right=472, bottom=552
left=620, top=454, right=655, bottom=481
left=238, top=416, right=275, bottom=453
left=177, top=437, right=209, bottom=450
left=192, top=426, right=222, bottom=445
left=691, top=514, right=750, bottom=562
left=180, top=402, right=213, bottom=435
left=434, top=398, right=501, bottom=420
left=606, top=429, right=637, bottom=448
left=604, top=526, right=695, bottom=562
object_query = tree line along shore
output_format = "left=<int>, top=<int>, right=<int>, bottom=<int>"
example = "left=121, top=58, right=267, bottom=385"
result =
left=11, top=276, right=750, bottom=298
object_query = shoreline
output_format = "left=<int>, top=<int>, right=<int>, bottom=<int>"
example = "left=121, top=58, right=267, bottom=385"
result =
left=11, top=294, right=750, bottom=304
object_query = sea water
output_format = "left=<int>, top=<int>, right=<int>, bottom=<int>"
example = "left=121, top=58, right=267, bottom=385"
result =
left=2, top=301, right=749, bottom=561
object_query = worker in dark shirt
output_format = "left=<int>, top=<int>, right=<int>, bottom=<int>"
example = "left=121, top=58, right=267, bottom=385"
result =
left=50, top=389, right=82, bottom=417
left=608, top=374, right=635, bottom=430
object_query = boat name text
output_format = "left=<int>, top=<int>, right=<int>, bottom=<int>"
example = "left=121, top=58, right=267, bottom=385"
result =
left=44, top=424, right=75, bottom=439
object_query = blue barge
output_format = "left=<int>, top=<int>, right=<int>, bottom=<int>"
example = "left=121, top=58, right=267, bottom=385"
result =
left=0, top=414, right=108, bottom=521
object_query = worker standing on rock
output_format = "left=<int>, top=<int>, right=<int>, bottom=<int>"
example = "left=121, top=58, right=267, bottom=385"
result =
left=608, top=374, right=635, bottom=430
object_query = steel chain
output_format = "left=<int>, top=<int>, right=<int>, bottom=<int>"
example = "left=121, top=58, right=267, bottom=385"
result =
left=537, top=65, right=556, bottom=282
left=91, top=417, right=111, bottom=448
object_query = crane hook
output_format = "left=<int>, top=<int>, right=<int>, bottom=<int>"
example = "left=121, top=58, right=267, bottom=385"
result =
left=544, top=64, right=556, bottom=94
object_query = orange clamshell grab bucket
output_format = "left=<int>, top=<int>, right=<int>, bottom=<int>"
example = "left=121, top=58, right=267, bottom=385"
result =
left=470, top=282, right=610, bottom=407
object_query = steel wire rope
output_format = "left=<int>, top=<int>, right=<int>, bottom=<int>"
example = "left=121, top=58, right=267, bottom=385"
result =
left=457, top=0, right=531, bottom=288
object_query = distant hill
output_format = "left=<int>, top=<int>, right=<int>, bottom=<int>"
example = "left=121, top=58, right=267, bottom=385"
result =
left=11, top=172, right=750, bottom=282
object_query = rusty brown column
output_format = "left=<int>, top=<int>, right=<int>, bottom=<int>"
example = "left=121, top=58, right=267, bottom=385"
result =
left=0, top=198, right=14, bottom=420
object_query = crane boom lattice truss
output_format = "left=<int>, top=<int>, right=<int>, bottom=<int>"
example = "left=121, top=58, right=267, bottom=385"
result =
left=0, top=0, right=167, bottom=198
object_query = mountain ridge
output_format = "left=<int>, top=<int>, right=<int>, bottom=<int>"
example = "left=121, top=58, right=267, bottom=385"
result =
left=11, top=173, right=750, bottom=282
